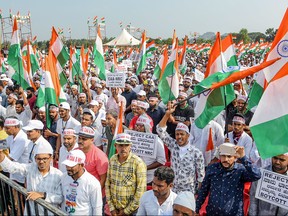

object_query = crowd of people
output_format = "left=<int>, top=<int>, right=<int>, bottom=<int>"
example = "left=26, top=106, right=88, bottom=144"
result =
left=0, top=46, right=286, bottom=216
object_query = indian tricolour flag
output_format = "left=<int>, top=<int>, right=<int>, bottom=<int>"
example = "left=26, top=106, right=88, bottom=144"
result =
left=69, top=46, right=81, bottom=87
left=7, top=18, right=30, bottom=89
left=50, top=27, right=69, bottom=87
left=108, top=102, right=124, bottom=159
left=36, top=51, right=60, bottom=128
left=247, top=70, right=267, bottom=112
left=22, top=40, right=39, bottom=76
left=136, top=31, right=147, bottom=75
left=158, top=40, right=179, bottom=104
left=93, top=27, right=106, bottom=80
left=250, top=63, right=288, bottom=159
left=204, top=32, right=223, bottom=78
left=263, top=8, right=288, bottom=82
left=179, top=36, right=187, bottom=74
left=146, top=40, right=156, bottom=58
left=194, top=58, right=280, bottom=128
left=194, top=32, right=236, bottom=129
left=153, top=47, right=168, bottom=80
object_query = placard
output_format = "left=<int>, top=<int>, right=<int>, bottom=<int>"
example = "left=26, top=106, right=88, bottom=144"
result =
left=124, top=130, right=157, bottom=158
left=194, top=69, right=204, bottom=82
left=116, top=64, right=127, bottom=73
left=106, top=72, right=125, bottom=88
left=255, top=169, right=288, bottom=210
left=122, top=60, right=133, bottom=68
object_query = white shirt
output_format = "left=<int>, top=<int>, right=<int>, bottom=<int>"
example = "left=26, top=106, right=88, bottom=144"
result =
left=61, top=170, right=102, bottom=215
left=58, top=143, right=79, bottom=173
left=0, top=105, right=6, bottom=118
left=56, top=116, right=81, bottom=143
left=226, top=131, right=253, bottom=159
left=138, top=137, right=166, bottom=183
left=27, top=135, right=53, bottom=163
left=16, top=104, right=32, bottom=126
left=7, top=129, right=30, bottom=183
left=137, top=190, right=177, bottom=216
left=190, top=120, right=224, bottom=166
left=6, top=104, right=17, bottom=117
left=0, top=157, right=63, bottom=215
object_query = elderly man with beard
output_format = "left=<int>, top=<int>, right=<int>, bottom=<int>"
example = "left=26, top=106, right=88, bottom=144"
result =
left=196, top=143, right=261, bottom=216
left=137, top=166, right=177, bottom=215
left=249, top=153, right=288, bottom=215
left=58, top=128, right=78, bottom=173
left=157, top=102, right=205, bottom=194
left=61, top=149, right=102, bottom=215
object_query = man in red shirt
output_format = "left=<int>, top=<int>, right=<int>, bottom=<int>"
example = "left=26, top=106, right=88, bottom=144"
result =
left=77, top=126, right=109, bottom=198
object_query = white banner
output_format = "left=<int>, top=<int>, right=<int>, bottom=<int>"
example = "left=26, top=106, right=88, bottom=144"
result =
left=124, top=130, right=157, bottom=158
left=106, top=72, right=125, bottom=88
left=255, top=169, right=288, bottom=210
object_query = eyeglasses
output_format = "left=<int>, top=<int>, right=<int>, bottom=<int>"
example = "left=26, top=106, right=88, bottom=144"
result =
left=35, top=156, right=51, bottom=163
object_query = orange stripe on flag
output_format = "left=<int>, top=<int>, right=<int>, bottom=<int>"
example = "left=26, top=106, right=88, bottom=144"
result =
left=204, top=32, right=221, bottom=78
left=48, top=49, right=62, bottom=101
left=270, top=62, right=288, bottom=83
left=210, top=58, right=280, bottom=90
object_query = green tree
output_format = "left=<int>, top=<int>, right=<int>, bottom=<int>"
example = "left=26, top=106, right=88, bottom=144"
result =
left=265, top=28, right=277, bottom=42
left=239, top=28, right=251, bottom=44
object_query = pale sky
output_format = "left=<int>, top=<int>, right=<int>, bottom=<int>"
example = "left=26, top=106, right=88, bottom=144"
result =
left=1, top=0, right=288, bottom=41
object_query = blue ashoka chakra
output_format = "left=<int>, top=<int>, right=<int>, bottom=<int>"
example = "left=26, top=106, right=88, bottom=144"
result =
left=277, top=40, right=288, bottom=57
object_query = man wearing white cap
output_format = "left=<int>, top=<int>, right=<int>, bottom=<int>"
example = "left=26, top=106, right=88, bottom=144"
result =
left=173, top=191, right=196, bottom=216
left=227, top=95, right=254, bottom=132
left=129, top=100, right=153, bottom=131
left=137, top=166, right=177, bottom=216
left=68, top=84, right=79, bottom=117
left=61, top=149, right=102, bottom=215
left=249, top=153, right=288, bottom=215
left=55, top=102, right=81, bottom=161
left=23, top=120, right=53, bottom=163
left=89, top=100, right=105, bottom=132
left=137, top=90, right=147, bottom=102
left=4, top=117, right=30, bottom=185
left=182, top=76, right=193, bottom=96
left=106, top=133, right=146, bottom=216
left=58, top=128, right=78, bottom=173
left=133, top=115, right=166, bottom=184
left=125, top=99, right=138, bottom=128
left=78, top=126, right=108, bottom=197
left=157, top=103, right=205, bottom=194
left=225, top=113, right=253, bottom=159
left=94, top=83, right=108, bottom=109
left=196, top=143, right=261, bottom=215
left=0, top=143, right=63, bottom=215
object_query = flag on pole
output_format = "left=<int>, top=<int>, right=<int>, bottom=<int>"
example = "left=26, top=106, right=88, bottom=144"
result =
left=171, top=29, right=177, bottom=50
left=179, top=36, right=187, bottom=74
left=111, top=49, right=118, bottom=72
left=153, top=47, right=168, bottom=80
left=93, top=26, right=106, bottom=80
left=100, top=17, right=105, bottom=24
left=7, top=18, right=30, bottom=89
left=250, top=63, right=288, bottom=159
left=204, top=32, right=222, bottom=78
left=50, top=27, right=69, bottom=86
left=263, top=8, right=288, bottom=82
left=108, top=102, right=124, bottom=159
left=158, top=39, right=179, bottom=104
left=146, top=40, right=156, bottom=54
left=136, top=31, right=147, bottom=75
left=22, top=39, right=40, bottom=76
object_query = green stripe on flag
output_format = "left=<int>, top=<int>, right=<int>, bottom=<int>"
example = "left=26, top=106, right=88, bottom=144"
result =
left=251, top=115, right=288, bottom=159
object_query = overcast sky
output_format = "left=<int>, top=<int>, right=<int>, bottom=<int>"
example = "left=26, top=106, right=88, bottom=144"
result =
left=1, top=0, right=287, bottom=41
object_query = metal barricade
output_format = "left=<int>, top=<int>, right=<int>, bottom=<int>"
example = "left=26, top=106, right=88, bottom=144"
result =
left=0, top=173, right=66, bottom=216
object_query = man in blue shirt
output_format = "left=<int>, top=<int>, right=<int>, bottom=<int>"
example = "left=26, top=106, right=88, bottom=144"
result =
left=196, top=143, right=261, bottom=216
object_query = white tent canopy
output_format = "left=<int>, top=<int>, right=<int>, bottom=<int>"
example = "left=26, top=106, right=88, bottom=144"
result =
left=105, top=29, right=140, bottom=46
